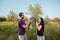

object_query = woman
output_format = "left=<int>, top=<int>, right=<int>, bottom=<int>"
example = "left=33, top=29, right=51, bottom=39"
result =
left=36, top=17, right=45, bottom=40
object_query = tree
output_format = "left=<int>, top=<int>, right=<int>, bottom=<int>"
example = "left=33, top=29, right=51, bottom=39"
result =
left=0, top=17, right=6, bottom=22
left=28, top=3, right=42, bottom=22
left=24, top=16, right=29, bottom=22
left=44, top=17, right=51, bottom=24
left=52, top=17, right=60, bottom=22
left=7, top=10, right=18, bottom=21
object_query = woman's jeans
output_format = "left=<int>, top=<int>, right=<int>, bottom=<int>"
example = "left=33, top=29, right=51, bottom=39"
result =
left=37, top=35, right=45, bottom=40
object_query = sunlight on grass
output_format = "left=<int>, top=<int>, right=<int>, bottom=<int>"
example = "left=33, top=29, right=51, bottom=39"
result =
left=0, top=22, right=60, bottom=40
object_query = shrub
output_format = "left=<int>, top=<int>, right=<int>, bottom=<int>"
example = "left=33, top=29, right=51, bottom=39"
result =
left=0, top=17, right=6, bottom=22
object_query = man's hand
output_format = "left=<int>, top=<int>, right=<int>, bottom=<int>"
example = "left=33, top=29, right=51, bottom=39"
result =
left=25, top=22, right=28, bottom=24
left=29, top=19, right=33, bottom=23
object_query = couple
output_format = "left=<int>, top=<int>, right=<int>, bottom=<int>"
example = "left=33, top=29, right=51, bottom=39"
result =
left=18, top=12, right=45, bottom=40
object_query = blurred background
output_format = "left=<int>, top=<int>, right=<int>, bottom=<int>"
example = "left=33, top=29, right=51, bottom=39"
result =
left=0, top=0, right=60, bottom=40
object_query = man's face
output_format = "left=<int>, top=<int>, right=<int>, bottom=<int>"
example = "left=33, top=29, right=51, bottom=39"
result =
left=21, top=14, right=24, bottom=19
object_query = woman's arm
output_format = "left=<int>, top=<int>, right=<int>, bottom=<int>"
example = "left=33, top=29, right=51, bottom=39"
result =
left=37, top=25, right=42, bottom=31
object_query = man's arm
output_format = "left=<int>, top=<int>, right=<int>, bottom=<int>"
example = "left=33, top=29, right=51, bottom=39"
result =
left=21, top=19, right=32, bottom=29
left=22, top=22, right=30, bottom=29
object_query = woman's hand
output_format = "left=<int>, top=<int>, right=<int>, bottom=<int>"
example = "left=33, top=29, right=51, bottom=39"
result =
left=36, top=21, right=42, bottom=31
left=36, top=21, right=40, bottom=26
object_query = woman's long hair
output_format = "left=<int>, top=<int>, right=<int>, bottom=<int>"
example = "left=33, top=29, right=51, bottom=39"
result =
left=40, top=17, right=44, bottom=31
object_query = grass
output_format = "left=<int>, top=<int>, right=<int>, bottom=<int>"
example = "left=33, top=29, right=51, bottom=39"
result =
left=0, top=24, right=18, bottom=40
left=0, top=22, right=60, bottom=40
left=45, top=24, right=60, bottom=40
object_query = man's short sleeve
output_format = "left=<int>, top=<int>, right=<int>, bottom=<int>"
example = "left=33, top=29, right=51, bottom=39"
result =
left=20, top=20, right=26, bottom=26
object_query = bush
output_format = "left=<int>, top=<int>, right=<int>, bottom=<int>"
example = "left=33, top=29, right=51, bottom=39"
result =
left=0, top=24, right=18, bottom=40
left=45, top=24, right=60, bottom=40
left=0, top=22, right=60, bottom=40
left=0, top=17, right=6, bottom=22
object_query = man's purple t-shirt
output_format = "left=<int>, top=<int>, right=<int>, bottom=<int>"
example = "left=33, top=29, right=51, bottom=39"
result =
left=18, top=19, right=26, bottom=35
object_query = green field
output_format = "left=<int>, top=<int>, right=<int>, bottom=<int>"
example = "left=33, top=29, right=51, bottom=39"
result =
left=0, top=22, right=60, bottom=40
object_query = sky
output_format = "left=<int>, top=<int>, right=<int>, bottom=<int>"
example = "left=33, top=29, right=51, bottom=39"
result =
left=0, top=0, right=60, bottom=18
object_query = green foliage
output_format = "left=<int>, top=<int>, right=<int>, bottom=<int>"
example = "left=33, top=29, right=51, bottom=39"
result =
left=24, top=16, right=29, bottom=22
left=0, top=22, right=60, bottom=40
left=0, top=17, right=6, bottom=22
left=0, top=24, right=18, bottom=40
left=26, top=22, right=37, bottom=40
left=45, top=24, right=60, bottom=40
left=52, top=18, right=60, bottom=22
left=28, top=3, right=42, bottom=22
left=44, top=17, right=51, bottom=25
left=7, top=10, right=18, bottom=21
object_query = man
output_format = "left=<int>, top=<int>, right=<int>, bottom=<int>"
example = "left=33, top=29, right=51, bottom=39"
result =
left=18, top=12, right=31, bottom=40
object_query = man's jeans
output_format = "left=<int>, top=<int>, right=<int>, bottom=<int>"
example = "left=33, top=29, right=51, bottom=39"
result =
left=18, top=34, right=27, bottom=40
left=37, top=35, right=45, bottom=40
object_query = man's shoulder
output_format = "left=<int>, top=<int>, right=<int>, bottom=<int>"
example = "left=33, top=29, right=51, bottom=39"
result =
left=18, top=19, right=24, bottom=22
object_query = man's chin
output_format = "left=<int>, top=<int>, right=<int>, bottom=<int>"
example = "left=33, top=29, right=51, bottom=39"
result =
left=22, top=18, right=24, bottom=19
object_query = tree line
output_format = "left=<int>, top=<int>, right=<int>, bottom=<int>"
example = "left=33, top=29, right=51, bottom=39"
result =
left=0, top=3, right=60, bottom=22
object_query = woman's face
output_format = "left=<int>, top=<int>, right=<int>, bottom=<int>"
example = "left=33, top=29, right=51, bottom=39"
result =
left=38, top=18, right=41, bottom=23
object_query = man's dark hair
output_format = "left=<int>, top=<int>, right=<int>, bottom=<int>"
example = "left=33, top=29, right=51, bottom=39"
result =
left=19, top=12, right=24, bottom=17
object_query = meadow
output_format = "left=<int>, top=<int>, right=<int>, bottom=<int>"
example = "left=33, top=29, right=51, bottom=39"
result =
left=0, top=22, right=60, bottom=40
